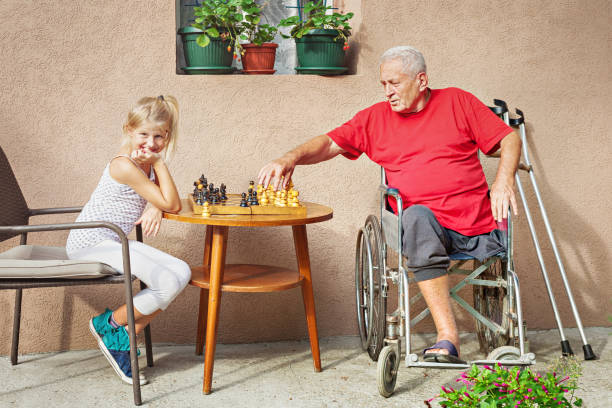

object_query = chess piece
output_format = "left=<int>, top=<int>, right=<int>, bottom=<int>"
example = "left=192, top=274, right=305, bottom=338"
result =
left=250, top=191, right=259, bottom=206
left=257, top=184, right=264, bottom=195
left=288, top=190, right=300, bottom=207
left=259, top=192, right=269, bottom=206
left=201, top=201, right=211, bottom=217
left=240, top=192, right=249, bottom=207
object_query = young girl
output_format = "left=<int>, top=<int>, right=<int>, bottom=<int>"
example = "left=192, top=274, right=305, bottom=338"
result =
left=66, top=95, right=191, bottom=385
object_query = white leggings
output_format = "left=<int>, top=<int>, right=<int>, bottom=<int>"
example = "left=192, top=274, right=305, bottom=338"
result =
left=68, top=240, right=191, bottom=316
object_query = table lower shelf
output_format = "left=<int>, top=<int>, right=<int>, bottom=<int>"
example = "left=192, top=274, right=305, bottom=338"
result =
left=190, top=264, right=304, bottom=292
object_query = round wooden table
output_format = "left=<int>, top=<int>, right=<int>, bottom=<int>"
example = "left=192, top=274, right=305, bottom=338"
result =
left=164, top=199, right=333, bottom=394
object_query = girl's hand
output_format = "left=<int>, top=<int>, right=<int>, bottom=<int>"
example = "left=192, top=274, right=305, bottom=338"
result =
left=130, top=147, right=162, bottom=166
left=135, top=206, right=163, bottom=237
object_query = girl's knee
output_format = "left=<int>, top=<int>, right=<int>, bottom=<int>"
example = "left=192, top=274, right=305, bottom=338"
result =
left=155, top=265, right=189, bottom=303
left=176, top=260, right=191, bottom=289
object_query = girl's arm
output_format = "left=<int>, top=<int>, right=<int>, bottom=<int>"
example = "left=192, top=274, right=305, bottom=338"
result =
left=110, top=157, right=182, bottom=213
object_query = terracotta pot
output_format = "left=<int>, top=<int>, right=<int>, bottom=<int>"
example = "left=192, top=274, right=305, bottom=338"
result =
left=241, top=43, right=278, bottom=74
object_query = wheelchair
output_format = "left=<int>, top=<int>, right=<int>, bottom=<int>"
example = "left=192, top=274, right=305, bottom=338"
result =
left=355, top=167, right=536, bottom=397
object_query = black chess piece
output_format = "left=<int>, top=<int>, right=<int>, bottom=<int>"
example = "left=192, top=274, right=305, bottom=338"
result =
left=251, top=191, right=259, bottom=206
left=240, top=193, right=248, bottom=207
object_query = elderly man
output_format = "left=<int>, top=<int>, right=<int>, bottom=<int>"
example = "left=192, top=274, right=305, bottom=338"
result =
left=258, top=46, right=521, bottom=364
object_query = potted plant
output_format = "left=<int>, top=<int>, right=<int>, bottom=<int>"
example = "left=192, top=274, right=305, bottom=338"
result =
left=178, top=0, right=245, bottom=74
left=278, top=0, right=353, bottom=75
left=239, top=0, right=279, bottom=74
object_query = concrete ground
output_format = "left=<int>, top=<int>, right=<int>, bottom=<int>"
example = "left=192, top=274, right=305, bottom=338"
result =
left=1, top=327, right=610, bottom=407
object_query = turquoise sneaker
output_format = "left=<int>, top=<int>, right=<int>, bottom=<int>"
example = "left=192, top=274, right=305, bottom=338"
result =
left=89, top=310, right=146, bottom=385
left=90, top=308, right=113, bottom=345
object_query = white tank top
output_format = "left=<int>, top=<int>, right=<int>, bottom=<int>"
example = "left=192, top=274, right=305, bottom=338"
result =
left=66, top=155, right=155, bottom=255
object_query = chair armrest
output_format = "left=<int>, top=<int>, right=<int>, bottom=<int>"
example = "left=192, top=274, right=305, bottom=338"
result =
left=0, top=221, right=134, bottom=281
left=28, top=206, right=83, bottom=216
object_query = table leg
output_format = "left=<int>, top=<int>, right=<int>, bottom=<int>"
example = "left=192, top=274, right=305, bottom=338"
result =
left=196, top=226, right=213, bottom=356
left=203, top=225, right=228, bottom=394
left=292, top=225, right=321, bottom=372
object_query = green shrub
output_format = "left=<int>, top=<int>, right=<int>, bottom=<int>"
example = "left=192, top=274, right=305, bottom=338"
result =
left=426, top=362, right=583, bottom=407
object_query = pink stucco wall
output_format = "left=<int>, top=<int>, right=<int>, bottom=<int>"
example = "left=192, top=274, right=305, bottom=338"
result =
left=0, top=0, right=610, bottom=354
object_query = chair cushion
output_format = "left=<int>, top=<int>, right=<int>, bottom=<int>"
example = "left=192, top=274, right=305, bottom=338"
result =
left=0, top=245, right=119, bottom=279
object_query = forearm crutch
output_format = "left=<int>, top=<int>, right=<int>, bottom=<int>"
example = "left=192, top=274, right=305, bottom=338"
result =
left=492, top=99, right=596, bottom=360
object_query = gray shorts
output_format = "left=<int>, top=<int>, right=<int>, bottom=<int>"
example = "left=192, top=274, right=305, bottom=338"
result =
left=401, top=205, right=506, bottom=282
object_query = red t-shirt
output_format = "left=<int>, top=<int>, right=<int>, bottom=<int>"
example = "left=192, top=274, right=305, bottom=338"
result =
left=327, top=87, right=513, bottom=236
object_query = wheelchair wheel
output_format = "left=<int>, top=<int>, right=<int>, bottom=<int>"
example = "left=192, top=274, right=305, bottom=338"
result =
left=487, top=345, right=521, bottom=361
left=472, top=258, right=512, bottom=355
left=377, top=345, right=398, bottom=398
left=354, top=215, right=387, bottom=361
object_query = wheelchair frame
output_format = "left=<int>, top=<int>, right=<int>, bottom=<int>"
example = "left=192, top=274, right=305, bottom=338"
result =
left=355, top=167, right=536, bottom=396
left=354, top=109, right=548, bottom=395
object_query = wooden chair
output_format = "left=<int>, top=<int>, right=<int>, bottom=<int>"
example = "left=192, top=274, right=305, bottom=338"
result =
left=0, top=146, right=152, bottom=405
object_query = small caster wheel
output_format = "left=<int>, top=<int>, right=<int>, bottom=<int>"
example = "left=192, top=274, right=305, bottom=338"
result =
left=487, top=345, right=521, bottom=361
left=377, top=345, right=398, bottom=398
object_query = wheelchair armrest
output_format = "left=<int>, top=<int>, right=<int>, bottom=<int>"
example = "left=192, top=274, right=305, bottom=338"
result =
left=378, top=185, right=403, bottom=213
left=28, top=206, right=83, bottom=217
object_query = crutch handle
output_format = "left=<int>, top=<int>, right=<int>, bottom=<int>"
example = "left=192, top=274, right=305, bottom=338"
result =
left=509, top=108, right=525, bottom=126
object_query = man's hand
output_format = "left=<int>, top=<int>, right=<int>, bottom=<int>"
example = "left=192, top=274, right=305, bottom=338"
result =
left=135, top=206, right=163, bottom=237
left=490, top=131, right=522, bottom=222
left=258, top=154, right=297, bottom=191
left=257, top=135, right=345, bottom=191
left=490, top=178, right=518, bottom=222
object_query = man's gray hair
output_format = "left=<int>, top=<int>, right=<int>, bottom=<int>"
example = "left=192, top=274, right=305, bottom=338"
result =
left=380, top=46, right=427, bottom=77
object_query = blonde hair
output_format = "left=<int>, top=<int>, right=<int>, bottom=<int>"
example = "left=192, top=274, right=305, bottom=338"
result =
left=122, top=95, right=179, bottom=160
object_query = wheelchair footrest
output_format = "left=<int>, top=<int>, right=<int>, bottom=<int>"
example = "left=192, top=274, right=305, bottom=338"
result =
left=404, top=354, right=536, bottom=368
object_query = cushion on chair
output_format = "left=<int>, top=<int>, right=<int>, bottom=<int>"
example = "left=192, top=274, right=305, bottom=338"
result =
left=0, top=245, right=119, bottom=279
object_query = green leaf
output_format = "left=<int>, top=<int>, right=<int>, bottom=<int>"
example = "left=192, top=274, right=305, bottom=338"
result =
left=196, top=34, right=210, bottom=48
left=574, top=399, right=583, bottom=407
left=206, top=27, right=220, bottom=37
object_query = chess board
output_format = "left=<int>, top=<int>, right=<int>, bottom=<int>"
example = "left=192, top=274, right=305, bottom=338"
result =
left=189, top=194, right=307, bottom=216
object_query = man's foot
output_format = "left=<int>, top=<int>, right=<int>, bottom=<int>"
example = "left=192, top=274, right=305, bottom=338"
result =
left=423, top=340, right=466, bottom=364
left=89, top=310, right=147, bottom=385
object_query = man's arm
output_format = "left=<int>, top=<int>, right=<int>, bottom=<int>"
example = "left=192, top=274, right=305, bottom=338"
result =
left=490, top=131, right=522, bottom=222
left=258, top=134, right=345, bottom=190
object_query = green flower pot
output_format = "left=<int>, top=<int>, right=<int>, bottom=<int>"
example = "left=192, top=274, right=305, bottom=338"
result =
left=178, top=26, right=234, bottom=73
left=294, top=29, right=348, bottom=75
